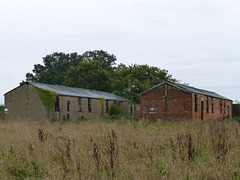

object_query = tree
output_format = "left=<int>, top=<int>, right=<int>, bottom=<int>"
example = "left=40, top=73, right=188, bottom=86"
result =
left=25, top=50, right=179, bottom=103
left=26, top=52, right=82, bottom=85
left=113, top=64, right=178, bottom=103
left=82, top=50, right=117, bottom=73
left=65, top=61, right=112, bottom=92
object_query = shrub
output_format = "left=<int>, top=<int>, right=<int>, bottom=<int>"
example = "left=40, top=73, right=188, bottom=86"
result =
left=109, top=104, right=123, bottom=116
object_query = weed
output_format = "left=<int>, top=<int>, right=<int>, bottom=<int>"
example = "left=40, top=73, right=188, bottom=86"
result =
left=38, top=128, right=47, bottom=143
left=0, top=120, right=239, bottom=179
left=186, top=134, right=195, bottom=161
left=107, top=130, right=119, bottom=179
left=92, top=141, right=100, bottom=177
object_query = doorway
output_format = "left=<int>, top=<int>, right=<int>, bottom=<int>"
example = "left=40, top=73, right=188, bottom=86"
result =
left=67, top=101, right=70, bottom=119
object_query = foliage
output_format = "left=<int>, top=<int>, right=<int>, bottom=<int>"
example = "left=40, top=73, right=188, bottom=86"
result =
left=26, top=50, right=116, bottom=85
left=109, top=104, right=123, bottom=116
left=113, top=64, right=178, bottom=103
left=35, top=87, right=58, bottom=112
left=65, top=61, right=112, bottom=92
left=26, top=52, right=82, bottom=85
left=99, top=97, right=106, bottom=116
left=82, top=50, right=117, bottom=73
left=26, top=50, right=178, bottom=103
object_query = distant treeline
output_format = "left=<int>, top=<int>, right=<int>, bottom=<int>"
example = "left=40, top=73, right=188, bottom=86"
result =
left=26, top=50, right=178, bottom=103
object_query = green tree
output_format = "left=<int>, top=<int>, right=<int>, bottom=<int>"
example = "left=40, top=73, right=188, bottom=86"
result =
left=25, top=51, right=179, bottom=104
left=113, top=64, right=178, bottom=103
left=82, top=50, right=117, bottom=73
left=65, top=61, right=112, bottom=92
left=26, top=50, right=117, bottom=85
left=26, top=52, right=82, bottom=85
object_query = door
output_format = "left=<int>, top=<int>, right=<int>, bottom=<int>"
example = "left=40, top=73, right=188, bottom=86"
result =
left=201, top=101, right=204, bottom=120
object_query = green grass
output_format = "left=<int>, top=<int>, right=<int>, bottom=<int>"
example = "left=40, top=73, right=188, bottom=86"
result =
left=0, top=119, right=239, bottom=179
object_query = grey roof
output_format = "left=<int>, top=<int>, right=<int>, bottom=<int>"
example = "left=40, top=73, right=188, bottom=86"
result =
left=141, top=81, right=232, bottom=101
left=28, top=82, right=130, bottom=102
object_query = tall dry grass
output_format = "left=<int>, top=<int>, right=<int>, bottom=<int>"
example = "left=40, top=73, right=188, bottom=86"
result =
left=0, top=119, right=240, bottom=179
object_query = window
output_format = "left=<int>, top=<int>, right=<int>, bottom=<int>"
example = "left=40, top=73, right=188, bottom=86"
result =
left=88, top=98, right=92, bottom=112
left=78, top=97, right=82, bottom=112
left=220, top=99, right=222, bottom=114
left=224, top=100, right=226, bottom=114
left=55, top=96, right=60, bottom=111
left=106, top=100, right=109, bottom=113
left=211, top=97, right=214, bottom=113
left=206, top=97, right=209, bottom=113
left=194, top=94, right=198, bottom=112
left=228, top=104, right=230, bottom=118
left=67, top=101, right=70, bottom=119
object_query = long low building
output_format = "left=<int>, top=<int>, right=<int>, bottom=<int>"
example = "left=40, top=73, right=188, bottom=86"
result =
left=4, top=82, right=130, bottom=121
left=140, top=81, right=233, bottom=121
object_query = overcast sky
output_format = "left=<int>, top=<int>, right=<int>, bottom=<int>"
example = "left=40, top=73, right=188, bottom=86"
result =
left=1, top=0, right=239, bottom=105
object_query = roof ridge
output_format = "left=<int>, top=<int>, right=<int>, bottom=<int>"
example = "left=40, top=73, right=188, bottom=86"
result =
left=171, top=82, right=216, bottom=93
left=141, top=81, right=232, bottom=101
left=29, top=81, right=114, bottom=94
left=28, top=81, right=130, bottom=102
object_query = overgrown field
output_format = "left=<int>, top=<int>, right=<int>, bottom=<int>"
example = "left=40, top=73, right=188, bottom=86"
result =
left=0, top=119, right=240, bottom=179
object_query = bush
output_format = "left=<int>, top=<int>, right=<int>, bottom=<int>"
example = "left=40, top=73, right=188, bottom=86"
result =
left=109, top=104, right=123, bottom=116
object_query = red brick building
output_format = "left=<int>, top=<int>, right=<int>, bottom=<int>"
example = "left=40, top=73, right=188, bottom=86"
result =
left=140, top=81, right=232, bottom=121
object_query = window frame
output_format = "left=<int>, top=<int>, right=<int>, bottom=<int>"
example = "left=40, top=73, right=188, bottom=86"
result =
left=206, top=96, right=209, bottom=113
left=194, top=94, right=198, bottom=112
left=55, top=96, right=60, bottom=112
left=67, top=101, right=70, bottom=119
left=88, top=98, right=92, bottom=113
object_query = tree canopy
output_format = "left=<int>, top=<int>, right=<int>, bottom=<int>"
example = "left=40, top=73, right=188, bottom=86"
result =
left=26, top=52, right=82, bottom=85
left=26, top=50, right=179, bottom=103
left=82, top=50, right=117, bottom=73
left=65, top=61, right=112, bottom=92
left=113, top=64, right=177, bottom=103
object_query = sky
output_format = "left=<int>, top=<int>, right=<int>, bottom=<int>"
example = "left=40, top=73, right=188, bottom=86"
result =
left=0, top=0, right=239, bottom=105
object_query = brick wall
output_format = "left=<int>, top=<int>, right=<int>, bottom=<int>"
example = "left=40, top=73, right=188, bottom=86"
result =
left=192, top=94, right=232, bottom=121
left=141, top=84, right=192, bottom=121
left=140, top=83, right=233, bottom=121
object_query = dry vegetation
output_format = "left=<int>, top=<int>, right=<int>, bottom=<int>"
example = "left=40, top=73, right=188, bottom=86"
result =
left=0, top=119, right=240, bottom=179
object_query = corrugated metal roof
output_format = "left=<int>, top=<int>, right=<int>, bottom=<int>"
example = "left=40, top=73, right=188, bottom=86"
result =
left=141, top=81, right=232, bottom=101
left=28, top=82, right=130, bottom=102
